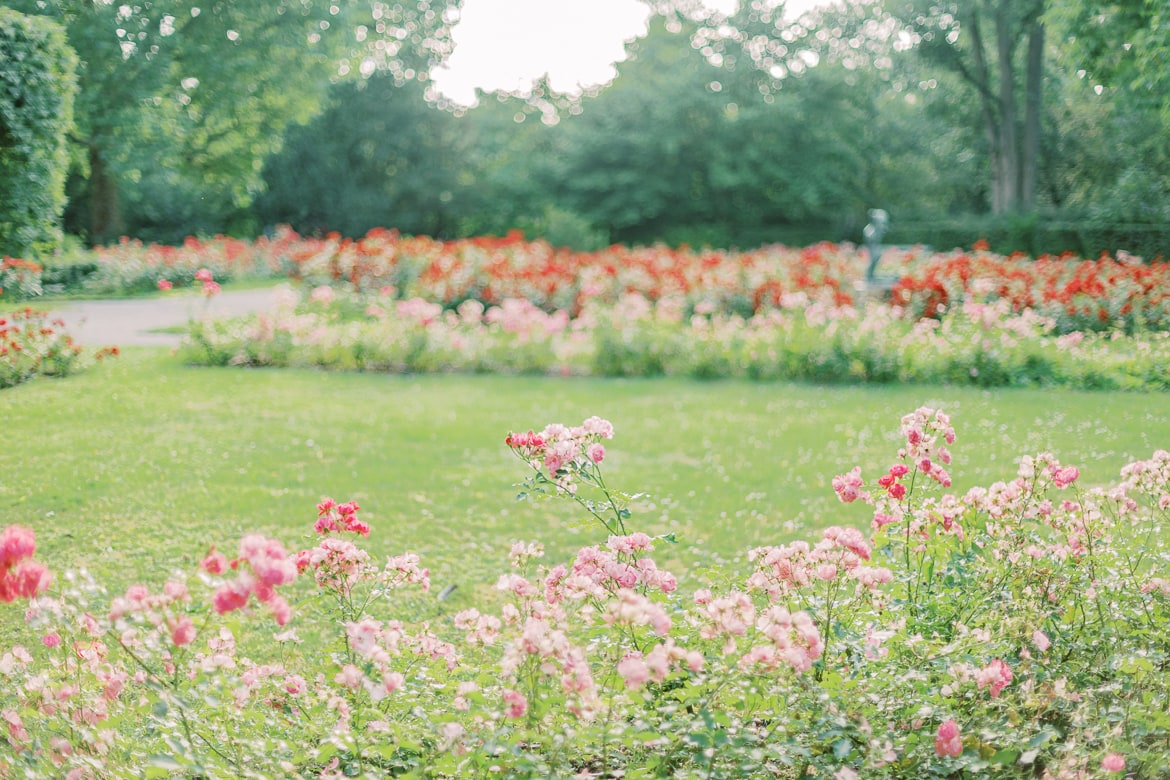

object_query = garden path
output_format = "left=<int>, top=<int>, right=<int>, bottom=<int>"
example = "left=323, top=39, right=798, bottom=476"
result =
left=48, top=287, right=280, bottom=347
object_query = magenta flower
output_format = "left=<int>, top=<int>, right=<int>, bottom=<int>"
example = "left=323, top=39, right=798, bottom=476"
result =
left=502, top=689, right=528, bottom=718
left=201, top=547, right=228, bottom=575
left=934, top=719, right=963, bottom=758
left=0, top=525, right=36, bottom=570
left=170, top=616, right=197, bottom=647
left=0, top=526, right=51, bottom=603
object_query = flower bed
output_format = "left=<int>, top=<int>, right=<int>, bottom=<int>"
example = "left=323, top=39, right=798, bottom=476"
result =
left=891, top=247, right=1170, bottom=334
left=0, top=308, right=115, bottom=389
left=2, top=409, right=1167, bottom=777
left=77, top=233, right=296, bottom=296
left=15, top=227, right=1170, bottom=337
left=180, top=286, right=1170, bottom=391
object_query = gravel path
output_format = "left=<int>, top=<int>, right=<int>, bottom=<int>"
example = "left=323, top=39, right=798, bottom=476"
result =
left=47, top=287, right=280, bottom=347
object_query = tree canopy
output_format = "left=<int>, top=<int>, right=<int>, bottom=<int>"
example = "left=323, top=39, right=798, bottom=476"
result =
left=9, top=0, right=1169, bottom=257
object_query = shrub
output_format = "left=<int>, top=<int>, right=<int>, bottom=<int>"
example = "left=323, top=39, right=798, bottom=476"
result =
left=0, top=308, right=113, bottom=388
left=2, top=409, right=1169, bottom=777
left=0, top=10, right=77, bottom=260
left=181, top=286, right=1170, bottom=392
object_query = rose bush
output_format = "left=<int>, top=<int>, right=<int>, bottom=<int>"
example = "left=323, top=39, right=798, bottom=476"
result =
left=2, top=409, right=1168, bottom=778
left=0, top=308, right=115, bottom=389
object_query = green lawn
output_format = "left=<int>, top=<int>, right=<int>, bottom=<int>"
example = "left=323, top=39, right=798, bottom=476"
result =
left=3, top=348, right=1168, bottom=598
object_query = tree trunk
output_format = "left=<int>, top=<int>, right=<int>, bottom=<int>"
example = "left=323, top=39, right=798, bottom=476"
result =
left=994, top=4, right=1019, bottom=213
left=1021, top=18, right=1044, bottom=210
left=88, top=144, right=122, bottom=245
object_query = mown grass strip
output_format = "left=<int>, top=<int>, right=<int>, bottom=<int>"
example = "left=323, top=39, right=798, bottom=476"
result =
left=3, top=349, right=1167, bottom=596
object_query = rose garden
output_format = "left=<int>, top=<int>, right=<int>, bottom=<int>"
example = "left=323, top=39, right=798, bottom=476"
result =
left=1, top=233, right=1168, bottom=778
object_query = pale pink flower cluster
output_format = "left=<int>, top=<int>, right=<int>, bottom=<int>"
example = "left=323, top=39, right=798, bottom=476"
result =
left=876, top=492, right=967, bottom=542
left=747, top=526, right=885, bottom=597
left=739, top=606, right=823, bottom=674
left=959, top=454, right=1094, bottom=555
left=211, top=535, right=297, bottom=626
left=617, top=639, right=703, bottom=689
left=484, top=298, right=570, bottom=340
left=1016, top=453, right=1081, bottom=492
left=501, top=688, right=528, bottom=718
left=693, top=589, right=755, bottom=652
left=1101, top=753, right=1126, bottom=772
left=298, top=537, right=375, bottom=595
left=0, top=525, right=51, bottom=603
left=1033, top=629, right=1052, bottom=652
left=3, top=627, right=126, bottom=748
left=1141, top=577, right=1170, bottom=597
left=831, top=466, right=869, bottom=504
left=509, top=541, right=544, bottom=568
left=382, top=553, right=430, bottom=592
left=453, top=608, right=503, bottom=646
left=309, top=285, right=336, bottom=305
left=1119, top=449, right=1170, bottom=509
left=337, top=619, right=419, bottom=701
left=974, top=658, right=1013, bottom=699
left=547, top=541, right=677, bottom=600
left=498, top=614, right=597, bottom=715
left=505, top=416, right=615, bottom=492
left=396, top=297, right=442, bottom=326
left=603, top=589, right=672, bottom=637
left=107, top=579, right=196, bottom=647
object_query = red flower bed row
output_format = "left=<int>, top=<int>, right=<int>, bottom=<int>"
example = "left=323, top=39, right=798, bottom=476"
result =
left=55, top=226, right=1170, bottom=333
left=891, top=248, right=1170, bottom=332
left=284, top=228, right=863, bottom=314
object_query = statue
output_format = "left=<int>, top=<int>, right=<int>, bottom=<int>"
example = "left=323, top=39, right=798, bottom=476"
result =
left=862, top=208, right=889, bottom=282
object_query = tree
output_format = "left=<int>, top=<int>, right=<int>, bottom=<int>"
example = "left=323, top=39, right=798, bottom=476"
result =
left=885, top=0, right=1046, bottom=214
left=550, top=15, right=886, bottom=247
left=1043, top=0, right=1170, bottom=224
left=255, top=75, right=472, bottom=239
left=8, top=0, right=461, bottom=243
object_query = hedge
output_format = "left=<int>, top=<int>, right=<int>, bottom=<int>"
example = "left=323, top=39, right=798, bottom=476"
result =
left=0, top=9, right=77, bottom=261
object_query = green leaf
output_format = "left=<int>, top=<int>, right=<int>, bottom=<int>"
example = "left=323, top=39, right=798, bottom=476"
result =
left=147, top=755, right=184, bottom=772
left=832, top=738, right=853, bottom=760
left=990, top=749, right=1020, bottom=765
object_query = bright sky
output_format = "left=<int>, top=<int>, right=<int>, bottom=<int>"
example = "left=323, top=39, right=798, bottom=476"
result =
left=431, top=0, right=828, bottom=106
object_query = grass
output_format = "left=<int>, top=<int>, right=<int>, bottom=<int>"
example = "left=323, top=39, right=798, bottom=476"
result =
left=2, top=348, right=1168, bottom=604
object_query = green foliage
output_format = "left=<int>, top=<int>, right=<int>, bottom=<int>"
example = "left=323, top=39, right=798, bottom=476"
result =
left=0, top=9, right=77, bottom=260
left=893, top=214, right=1170, bottom=258
left=180, top=286, right=1170, bottom=392
left=7, top=0, right=462, bottom=244
left=255, top=76, right=471, bottom=239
